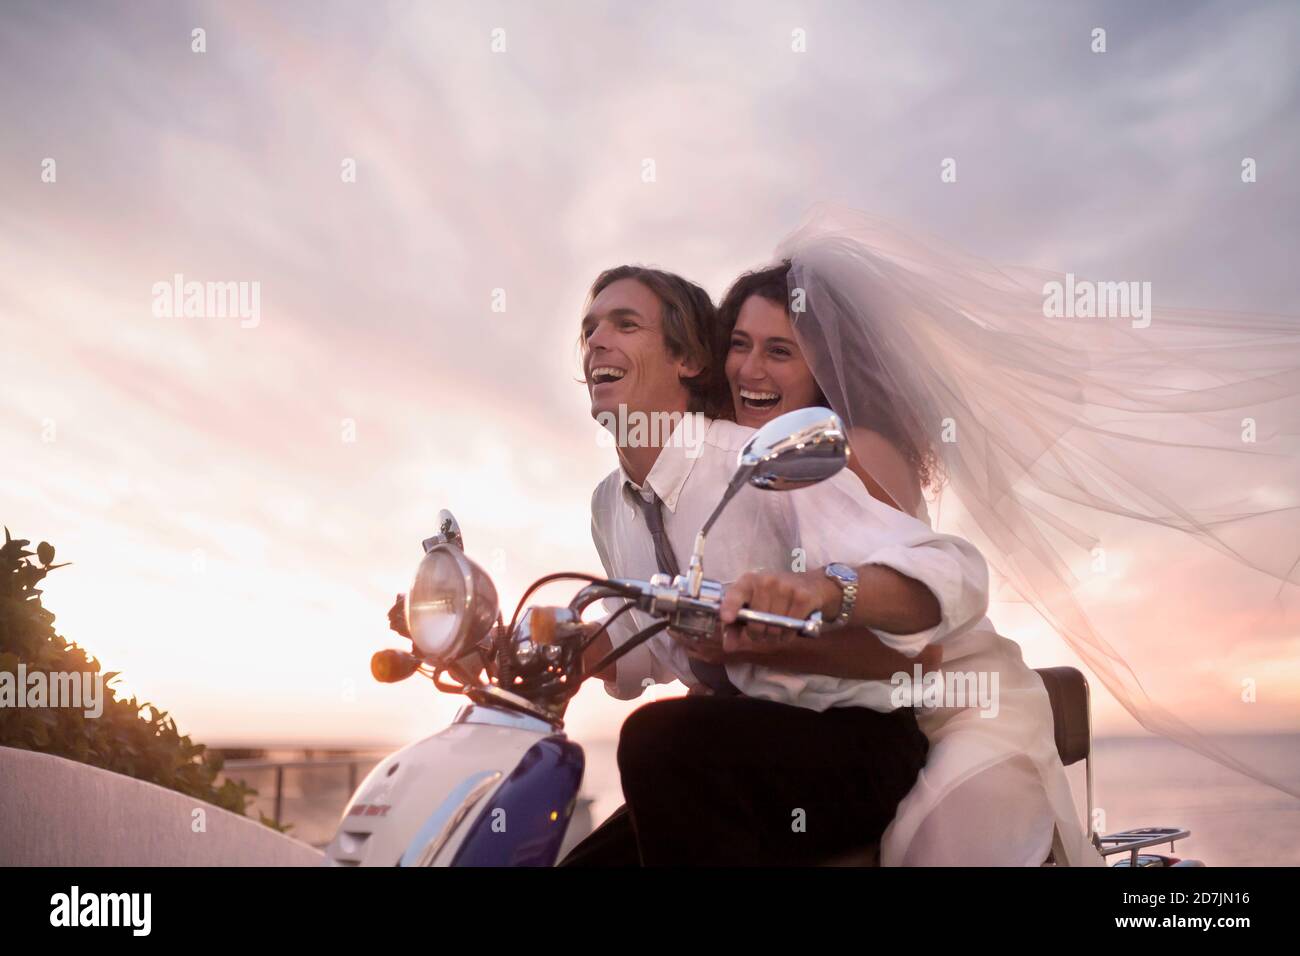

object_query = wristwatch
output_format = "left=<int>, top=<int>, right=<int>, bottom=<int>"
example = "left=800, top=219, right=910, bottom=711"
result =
left=823, top=563, right=859, bottom=629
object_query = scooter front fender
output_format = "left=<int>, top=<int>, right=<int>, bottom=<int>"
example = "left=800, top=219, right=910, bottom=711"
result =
left=323, top=704, right=583, bottom=867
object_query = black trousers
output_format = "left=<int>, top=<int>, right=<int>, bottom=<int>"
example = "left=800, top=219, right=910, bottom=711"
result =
left=559, top=695, right=928, bottom=866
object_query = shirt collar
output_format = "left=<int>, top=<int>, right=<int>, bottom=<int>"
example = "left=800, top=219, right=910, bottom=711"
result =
left=618, top=412, right=711, bottom=513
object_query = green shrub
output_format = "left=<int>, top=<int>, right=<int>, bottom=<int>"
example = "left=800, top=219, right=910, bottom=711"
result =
left=0, top=527, right=267, bottom=822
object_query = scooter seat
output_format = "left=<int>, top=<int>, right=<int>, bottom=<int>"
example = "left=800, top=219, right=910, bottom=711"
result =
left=1033, top=666, right=1091, bottom=766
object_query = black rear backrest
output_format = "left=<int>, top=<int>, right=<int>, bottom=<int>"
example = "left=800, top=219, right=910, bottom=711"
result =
left=1034, top=666, right=1091, bottom=766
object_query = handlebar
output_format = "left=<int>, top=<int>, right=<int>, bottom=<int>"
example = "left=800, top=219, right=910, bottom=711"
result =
left=574, top=574, right=825, bottom=642
left=383, top=566, right=827, bottom=724
left=734, top=605, right=824, bottom=639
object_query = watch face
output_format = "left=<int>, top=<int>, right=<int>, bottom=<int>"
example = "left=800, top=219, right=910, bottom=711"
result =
left=827, top=562, right=857, bottom=583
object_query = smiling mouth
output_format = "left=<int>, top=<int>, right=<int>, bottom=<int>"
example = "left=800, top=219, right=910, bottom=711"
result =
left=739, top=387, right=781, bottom=411
left=590, top=366, right=627, bottom=386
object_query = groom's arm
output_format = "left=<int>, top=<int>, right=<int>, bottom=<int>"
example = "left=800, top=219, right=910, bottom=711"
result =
left=706, top=565, right=946, bottom=678
left=695, top=612, right=944, bottom=680
left=721, top=563, right=940, bottom=640
left=709, top=471, right=989, bottom=674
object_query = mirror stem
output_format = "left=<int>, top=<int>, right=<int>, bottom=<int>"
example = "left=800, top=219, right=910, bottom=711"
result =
left=686, top=531, right=707, bottom=596
left=686, top=469, right=750, bottom=596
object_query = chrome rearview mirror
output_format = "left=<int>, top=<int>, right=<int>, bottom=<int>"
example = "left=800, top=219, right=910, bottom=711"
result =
left=741, top=406, right=850, bottom=490
left=422, top=509, right=464, bottom=553
left=684, top=407, right=849, bottom=595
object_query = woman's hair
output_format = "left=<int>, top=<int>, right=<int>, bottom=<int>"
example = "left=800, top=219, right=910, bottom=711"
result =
left=582, top=264, right=730, bottom=417
left=718, top=260, right=941, bottom=491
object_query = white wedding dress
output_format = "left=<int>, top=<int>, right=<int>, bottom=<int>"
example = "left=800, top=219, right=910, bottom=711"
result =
left=879, top=497, right=1104, bottom=867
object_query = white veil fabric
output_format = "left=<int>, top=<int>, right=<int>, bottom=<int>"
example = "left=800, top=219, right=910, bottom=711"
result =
left=776, top=204, right=1300, bottom=801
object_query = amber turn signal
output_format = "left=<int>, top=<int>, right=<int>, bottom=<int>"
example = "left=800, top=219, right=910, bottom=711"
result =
left=529, top=607, right=560, bottom=645
left=371, top=649, right=421, bottom=683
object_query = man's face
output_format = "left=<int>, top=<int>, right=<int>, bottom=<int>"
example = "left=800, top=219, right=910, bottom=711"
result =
left=581, top=277, right=701, bottom=422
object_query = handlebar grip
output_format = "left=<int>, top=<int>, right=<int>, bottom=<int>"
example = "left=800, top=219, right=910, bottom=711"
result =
left=734, top=607, right=824, bottom=639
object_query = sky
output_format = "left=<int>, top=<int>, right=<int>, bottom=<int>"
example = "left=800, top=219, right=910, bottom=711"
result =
left=2, top=0, right=1298, bottom=748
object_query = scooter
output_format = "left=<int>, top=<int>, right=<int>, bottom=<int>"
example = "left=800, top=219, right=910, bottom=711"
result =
left=322, top=406, right=1202, bottom=867
left=323, top=407, right=841, bottom=866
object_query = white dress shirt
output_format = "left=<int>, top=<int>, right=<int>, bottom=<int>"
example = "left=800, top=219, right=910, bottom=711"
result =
left=590, top=416, right=990, bottom=712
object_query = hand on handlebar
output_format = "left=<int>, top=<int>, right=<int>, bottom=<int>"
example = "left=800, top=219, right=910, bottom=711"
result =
left=677, top=616, right=943, bottom=681
left=703, top=569, right=945, bottom=680
left=671, top=619, right=795, bottom=661
left=719, top=569, right=838, bottom=643
left=676, top=625, right=727, bottom=663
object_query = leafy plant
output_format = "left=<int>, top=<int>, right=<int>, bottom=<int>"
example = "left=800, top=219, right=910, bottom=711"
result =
left=0, top=527, right=263, bottom=821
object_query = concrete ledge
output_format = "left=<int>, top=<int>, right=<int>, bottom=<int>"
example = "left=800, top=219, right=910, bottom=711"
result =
left=0, top=746, right=324, bottom=866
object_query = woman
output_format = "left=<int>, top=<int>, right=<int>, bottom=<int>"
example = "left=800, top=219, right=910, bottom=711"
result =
left=718, top=204, right=1300, bottom=863
left=719, top=260, right=1097, bottom=866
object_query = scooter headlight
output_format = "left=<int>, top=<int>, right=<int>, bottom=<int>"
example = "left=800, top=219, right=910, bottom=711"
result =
left=406, top=545, right=499, bottom=662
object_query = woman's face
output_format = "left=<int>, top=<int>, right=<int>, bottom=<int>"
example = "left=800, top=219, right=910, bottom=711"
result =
left=725, top=295, right=822, bottom=429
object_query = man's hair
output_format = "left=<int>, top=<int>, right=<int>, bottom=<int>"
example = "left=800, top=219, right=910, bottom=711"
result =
left=582, top=265, right=729, bottom=416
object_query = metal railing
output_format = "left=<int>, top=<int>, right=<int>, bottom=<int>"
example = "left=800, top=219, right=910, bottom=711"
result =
left=220, top=755, right=381, bottom=828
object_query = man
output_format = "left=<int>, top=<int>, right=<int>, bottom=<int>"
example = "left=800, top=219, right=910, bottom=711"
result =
left=562, top=265, right=991, bottom=866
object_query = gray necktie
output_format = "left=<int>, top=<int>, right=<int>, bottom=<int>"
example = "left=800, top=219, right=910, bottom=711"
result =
left=626, top=483, right=741, bottom=697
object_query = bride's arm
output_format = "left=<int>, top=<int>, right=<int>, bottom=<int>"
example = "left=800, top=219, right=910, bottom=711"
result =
left=699, top=464, right=988, bottom=673
left=702, top=616, right=943, bottom=680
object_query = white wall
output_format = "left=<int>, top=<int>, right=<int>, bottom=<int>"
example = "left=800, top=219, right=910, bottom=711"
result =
left=0, top=746, right=323, bottom=866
